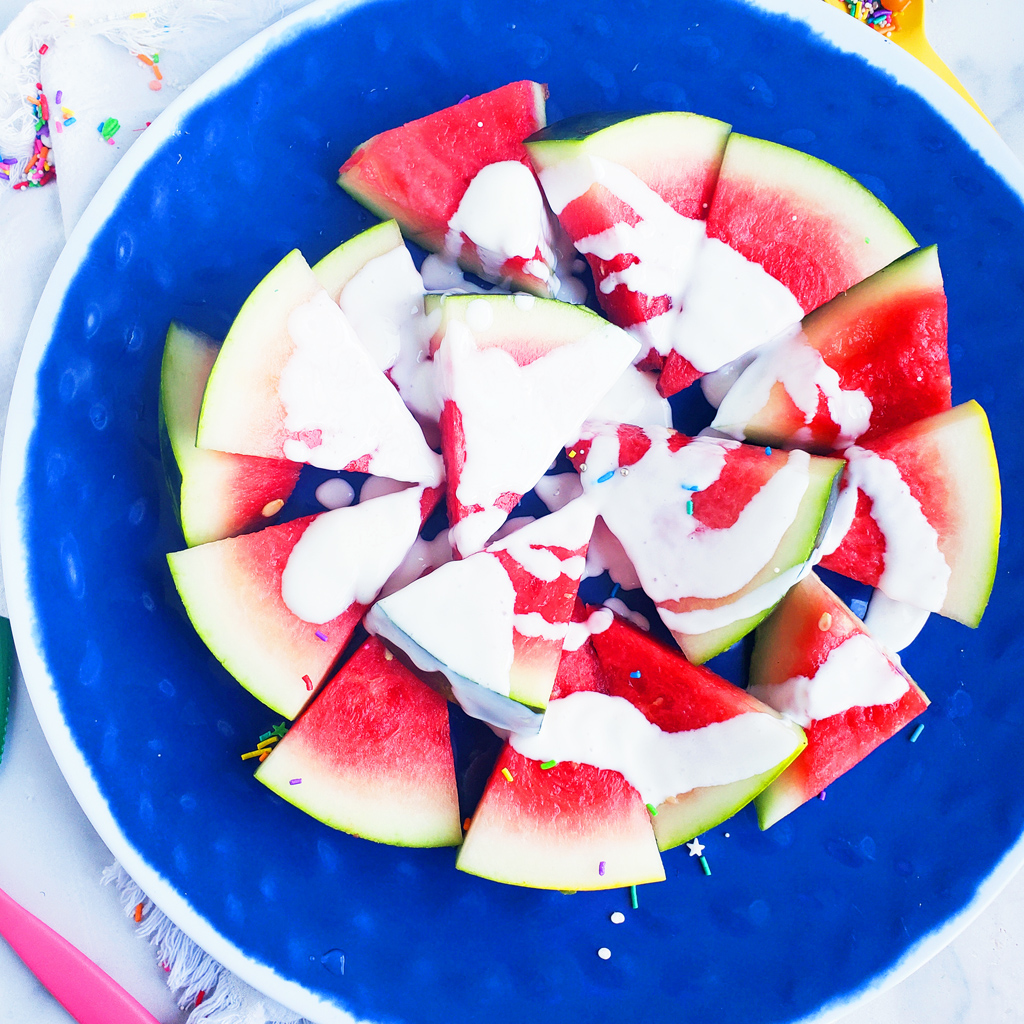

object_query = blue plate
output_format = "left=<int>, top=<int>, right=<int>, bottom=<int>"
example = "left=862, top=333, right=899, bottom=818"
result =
left=3, top=1, right=1024, bottom=1022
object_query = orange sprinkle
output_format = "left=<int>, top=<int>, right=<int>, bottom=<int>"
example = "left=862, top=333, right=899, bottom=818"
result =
left=135, top=52, right=155, bottom=66
left=134, top=902, right=144, bottom=923
left=463, top=817, right=472, bottom=831
left=152, top=65, right=163, bottom=81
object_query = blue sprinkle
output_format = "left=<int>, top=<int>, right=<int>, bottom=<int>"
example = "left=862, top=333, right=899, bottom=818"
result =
left=909, top=723, right=925, bottom=743
left=681, top=483, right=699, bottom=491
left=765, top=447, right=772, bottom=456
left=630, top=670, right=641, bottom=679
left=597, top=470, right=615, bottom=483
left=609, top=583, right=620, bottom=599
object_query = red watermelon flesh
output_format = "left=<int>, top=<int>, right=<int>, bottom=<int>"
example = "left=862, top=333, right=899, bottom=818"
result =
left=655, top=133, right=917, bottom=397
left=455, top=641, right=665, bottom=889
left=365, top=496, right=596, bottom=733
left=430, top=293, right=638, bottom=557
left=817, top=401, right=1000, bottom=627
left=159, top=321, right=302, bottom=547
left=749, top=572, right=929, bottom=829
left=255, top=636, right=461, bottom=847
left=525, top=111, right=731, bottom=358
left=167, top=484, right=441, bottom=719
left=338, top=82, right=564, bottom=296
left=569, top=422, right=843, bottom=663
left=710, top=245, right=951, bottom=451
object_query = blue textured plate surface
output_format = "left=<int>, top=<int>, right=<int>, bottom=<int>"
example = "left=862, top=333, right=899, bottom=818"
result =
left=3, top=1, right=1024, bottom=1022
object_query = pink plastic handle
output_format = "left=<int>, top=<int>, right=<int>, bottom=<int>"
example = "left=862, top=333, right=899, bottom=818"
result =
left=0, top=884, right=161, bottom=1024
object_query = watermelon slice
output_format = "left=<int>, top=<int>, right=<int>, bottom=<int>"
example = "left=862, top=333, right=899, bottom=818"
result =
left=748, top=571, right=929, bottom=828
left=255, top=636, right=461, bottom=847
left=312, top=221, right=441, bottom=433
left=710, top=245, right=951, bottom=450
left=456, top=642, right=665, bottom=890
left=338, top=82, right=568, bottom=297
left=167, top=485, right=440, bottom=719
left=818, top=400, right=1000, bottom=627
left=430, top=292, right=638, bottom=556
left=196, top=249, right=443, bottom=487
left=365, top=497, right=597, bottom=733
left=525, top=111, right=731, bottom=366
left=159, top=321, right=301, bottom=547
left=569, top=422, right=844, bottom=662
left=578, top=610, right=806, bottom=851
left=657, top=133, right=917, bottom=395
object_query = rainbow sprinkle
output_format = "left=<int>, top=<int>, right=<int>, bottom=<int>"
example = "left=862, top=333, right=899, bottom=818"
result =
left=699, top=855, right=711, bottom=876
left=629, top=884, right=638, bottom=909
left=540, top=760, right=557, bottom=770
left=910, top=722, right=925, bottom=743
left=838, top=0, right=896, bottom=34
left=501, top=767, right=514, bottom=782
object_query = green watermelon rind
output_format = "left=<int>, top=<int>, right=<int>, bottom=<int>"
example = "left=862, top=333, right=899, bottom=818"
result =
left=652, top=717, right=807, bottom=851
left=197, top=249, right=320, bottom=459
left=525, top=110, right=732, bottom=179
left=311, top=219, right=405, bottom=303
left=670, top=455, right=846, bottom=664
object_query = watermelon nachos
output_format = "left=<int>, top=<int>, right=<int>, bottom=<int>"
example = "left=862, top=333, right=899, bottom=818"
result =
left=160, top=81, right=1000, bottom=893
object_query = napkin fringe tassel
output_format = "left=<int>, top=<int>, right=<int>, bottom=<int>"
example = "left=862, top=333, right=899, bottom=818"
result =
left=103, top=862, right=314, bottom=1024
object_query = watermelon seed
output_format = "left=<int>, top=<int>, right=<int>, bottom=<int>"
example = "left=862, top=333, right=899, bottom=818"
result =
left=909, top=723, right=925, bottom=743
left=818, top=613, right=833, bottom=631
left=597, top=947, right=611, bottom=960
left=501, top=767, right=514, bottom=782
left=261, top=498, right=285, bottom=517
left=610, top=912, right=625, bottom=924
left=629, top=885, right=638, bottom=909
left=699, top=855, right=711, bottom=876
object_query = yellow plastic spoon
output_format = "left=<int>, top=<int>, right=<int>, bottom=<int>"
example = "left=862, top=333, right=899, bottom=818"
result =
left=822, top=0, right=990, bottom=123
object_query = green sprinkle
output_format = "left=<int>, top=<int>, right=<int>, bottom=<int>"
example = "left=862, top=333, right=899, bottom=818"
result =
left=909, top=723, right=925, bottom=743
left=540, top=760, right=557, bottom=770
left=0, top=617, right=12, bottom=764
left=630, top=884, right=638, bottom=909
left=865, top=237, right=871, bottom=244
left=699, top=855, right=711, bottom=876
left=100, top=116, right=120, bottom=140
left=686, top=499, right=694, bottom=515
left=646, top=803, right=658, bottom=816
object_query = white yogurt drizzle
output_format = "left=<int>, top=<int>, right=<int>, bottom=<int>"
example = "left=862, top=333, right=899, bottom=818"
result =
left=510, top=693, right=800, bottom=807
left=828, top=446, right=950, bottom=611
left=562, top=607, right=614, bottom=653
left=438, top=317, right=637, bottom=556
left=747, top=632, right=910, bottom=728
left=373, top=551, right=517, bottom=696
left=588, top=364, right=673, bottom=429
left=280, top=486, right=427, bottom=624
left=862, top=590, right=931, bottom=654
left=278, top=289, right=443, bottom=486
left=711, top=324, right=872, bottom=446
left=580, top=430, right=811, bottom=602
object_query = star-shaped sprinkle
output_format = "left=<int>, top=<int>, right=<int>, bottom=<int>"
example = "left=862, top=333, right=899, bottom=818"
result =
left=686, top=837, right=705, bottom=857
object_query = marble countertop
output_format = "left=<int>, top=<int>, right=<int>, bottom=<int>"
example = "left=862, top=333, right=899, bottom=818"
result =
left=0, top=1, right=1021, bottom=1022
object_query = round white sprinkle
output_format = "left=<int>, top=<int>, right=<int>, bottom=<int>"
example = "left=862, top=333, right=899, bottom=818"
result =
left=597, top=947, right=612, bottom=960
left=610, top=912, right=625, bottom=924
left=315, top=477, right=356, bottom=510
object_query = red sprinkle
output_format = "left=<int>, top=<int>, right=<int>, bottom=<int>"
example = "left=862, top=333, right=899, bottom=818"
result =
left=38, top=44, right=48, bottom=54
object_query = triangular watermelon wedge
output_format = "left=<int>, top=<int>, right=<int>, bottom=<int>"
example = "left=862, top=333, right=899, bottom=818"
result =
left=431, top=293, right=638, bottom=556
left=196, top=248, right=443, bottom=487
left=657, top=133, right=917, bottom=396
left=748, top=571, right=930, bottom=829
left=525, top=110, right=731, bottom=367
left=455, top=642, right=666, bottom=890
left=338, top=81, right=568, bottom=297
left=817, top=400, right=1000, bottom=627
left=579, top=609, right=807, bottom=851
left=366, top=497, right=596, bottom=733
left=312, top=221, right=442, bottom=434
left=570, top=422, right=843, bottom=662
left=167, top=484, right=441, bottom=719
left=255, top=636, right=461, bottom=847
left=710, top=245, right=951, bottom=450
left=159, top=321, right=301, bottom=547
